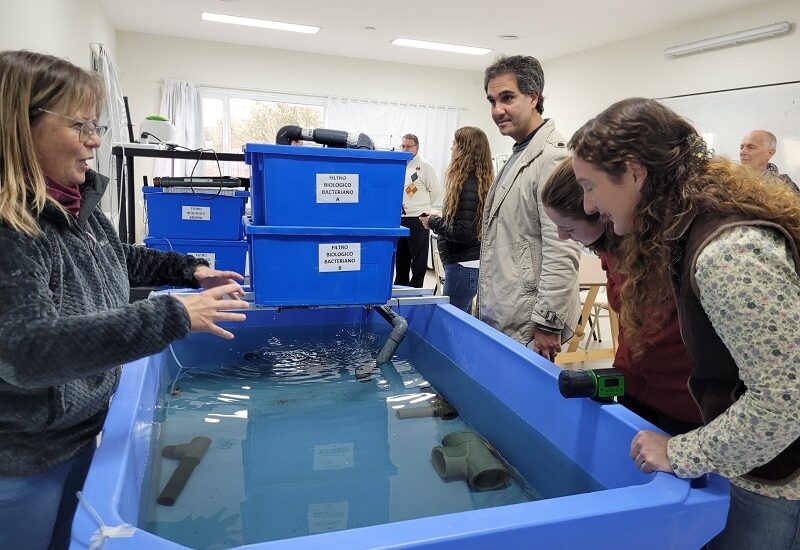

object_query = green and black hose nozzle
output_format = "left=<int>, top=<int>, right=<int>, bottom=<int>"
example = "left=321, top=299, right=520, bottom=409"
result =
left=558, top=368, right=624, bottom=403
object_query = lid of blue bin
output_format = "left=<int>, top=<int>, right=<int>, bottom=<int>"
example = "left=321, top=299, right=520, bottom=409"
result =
left=142, top=187, right=249, bottom=198
left=144, top=236, right=248, bottom=247
left=244, top=143, right=412, bottom=162
left=245, top=224, right=409, bottom=238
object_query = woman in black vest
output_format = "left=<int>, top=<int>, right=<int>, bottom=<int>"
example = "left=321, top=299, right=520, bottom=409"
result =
left=420, top=127, right=493, bottom=313
left=569, top=97, right=799, bottom=550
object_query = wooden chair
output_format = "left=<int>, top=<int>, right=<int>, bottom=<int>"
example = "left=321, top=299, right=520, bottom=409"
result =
left=556, top=253, right=619, bottom=365
left=429, top=233, right=446, bottom=296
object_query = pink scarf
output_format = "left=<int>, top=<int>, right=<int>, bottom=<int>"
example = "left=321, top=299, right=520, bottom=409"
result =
left=45, top=176, right=82, bottom=218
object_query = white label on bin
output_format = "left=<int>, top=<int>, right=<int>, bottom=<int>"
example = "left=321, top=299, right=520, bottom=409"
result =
left=308, top=501, right=348, bottom=533
left=313, top=443, right=354, bottom=470
left=316, top=174, right=359, bottom=203
left=189, top=252, right=215, bottom=269
left=181, top=205, right=211, bottom=221
left=319, top=243, right=360, bottom=272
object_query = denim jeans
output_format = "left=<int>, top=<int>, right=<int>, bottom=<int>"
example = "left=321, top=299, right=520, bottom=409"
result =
left=0, top=442, right=96, bottom=550
left=443, top=263, right=479, bottom=313
left=708, top=483, right=800, bottom=549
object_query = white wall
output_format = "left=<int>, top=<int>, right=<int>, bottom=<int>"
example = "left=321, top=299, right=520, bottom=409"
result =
left=117, top=31, right=496, bottom=150
left=543, top=0, right=800, bottom=139
left=0, top=0, right=117, bottom=68
left=4, top=0, right=797, bottom=150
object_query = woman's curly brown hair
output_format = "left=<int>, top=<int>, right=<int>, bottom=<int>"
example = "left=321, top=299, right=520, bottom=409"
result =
left=569, top=97, right=800, bottom=356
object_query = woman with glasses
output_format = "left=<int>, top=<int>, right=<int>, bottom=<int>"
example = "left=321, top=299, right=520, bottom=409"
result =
left=420, top=127, right=493, bottom=313
left=541, top=157, right=702, bottom=436
left=0, top=50, right=249, bottom=550
left=569, top=97, right=799, bottom=549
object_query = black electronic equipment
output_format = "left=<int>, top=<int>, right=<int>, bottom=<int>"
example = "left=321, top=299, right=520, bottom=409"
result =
left=157, top=177, right=242, bottom=188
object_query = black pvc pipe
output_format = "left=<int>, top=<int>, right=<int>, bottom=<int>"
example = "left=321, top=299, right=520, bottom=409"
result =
left=275, top=125, right=302, bottom=145
left=275, top=125, right=375, bottom=149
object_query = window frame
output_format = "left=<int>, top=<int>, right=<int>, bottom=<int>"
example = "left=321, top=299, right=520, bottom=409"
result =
left=200, top=86, right=326, bottom=153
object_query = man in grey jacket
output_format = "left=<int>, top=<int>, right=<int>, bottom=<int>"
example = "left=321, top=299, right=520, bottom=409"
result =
left=477, top=55, right=581, bottom=360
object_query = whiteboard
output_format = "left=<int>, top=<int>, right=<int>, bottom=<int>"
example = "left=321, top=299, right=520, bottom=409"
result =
left=659, top=82, right=800, bottom=184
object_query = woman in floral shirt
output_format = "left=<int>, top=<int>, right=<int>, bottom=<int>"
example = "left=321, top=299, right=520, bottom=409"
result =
left=569, top=97, right=799, bottom=549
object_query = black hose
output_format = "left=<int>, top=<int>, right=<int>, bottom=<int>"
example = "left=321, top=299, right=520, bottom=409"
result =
left=275, top=125, right=375, bottom=149
left=374, top=305, right=408, bottom=365
left=275, top=125, right=302, bottom=144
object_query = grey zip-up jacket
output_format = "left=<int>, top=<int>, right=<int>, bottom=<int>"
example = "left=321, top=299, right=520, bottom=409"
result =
left=477, top=120, right=581, bottom=344
left=0, top=171, right=205, bottom=476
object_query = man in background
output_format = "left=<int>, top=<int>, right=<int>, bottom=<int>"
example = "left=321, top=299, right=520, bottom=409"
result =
left=395, top=134, right=440, bottom=288
left=477, top=55, right=581, bottom=360
left=739, top=129, right=798, bottom=191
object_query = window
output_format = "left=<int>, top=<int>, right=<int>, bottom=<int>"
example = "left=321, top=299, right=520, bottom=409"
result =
left=200, top=87, right=325, bottom=176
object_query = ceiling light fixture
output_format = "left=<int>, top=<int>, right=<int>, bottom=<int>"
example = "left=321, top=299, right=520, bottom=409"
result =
left=664, top=21, right=792, bottom=58
left=499, top=34, right=519, bottom=40
left=391, top=38, right=491, bottom=56
left=201, top=12, right=320, bottom=34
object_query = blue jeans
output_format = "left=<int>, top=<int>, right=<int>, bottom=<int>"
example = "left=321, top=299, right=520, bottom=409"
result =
left=0, top=442, right=96, bottom=550
left=443, top=263, right=478, bottom=313
left=708, top=483, right=800, bottom=549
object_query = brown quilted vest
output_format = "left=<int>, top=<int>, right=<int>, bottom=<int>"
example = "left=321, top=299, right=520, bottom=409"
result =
left=674, top=215, right=800, bottom=484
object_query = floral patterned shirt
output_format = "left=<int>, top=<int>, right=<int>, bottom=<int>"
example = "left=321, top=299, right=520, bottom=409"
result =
left=667, top=226, right=800, bottom=499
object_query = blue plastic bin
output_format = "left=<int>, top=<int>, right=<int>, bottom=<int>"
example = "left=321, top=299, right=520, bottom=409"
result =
left=246, top=223, right=408, bottom=306
left=144, top=237, right=248, bottom=275
left=143, top=187, right=248, bottom=240
left=244, top=144, right=411, bottom=228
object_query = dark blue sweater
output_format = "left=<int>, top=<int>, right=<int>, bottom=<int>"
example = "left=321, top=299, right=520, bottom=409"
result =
left=0, top=172, right=206, bottom=475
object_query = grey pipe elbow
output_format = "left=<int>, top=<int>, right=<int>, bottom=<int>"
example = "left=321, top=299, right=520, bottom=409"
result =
left=376, top=325, right=407, bottom=364
left=157, top=436, right=211, bottom=506
left=375, top=306, right=408, bottom=365
left=430, top=432, right=510, bottom=491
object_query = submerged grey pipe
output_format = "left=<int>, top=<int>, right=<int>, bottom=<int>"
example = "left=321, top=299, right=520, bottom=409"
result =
left=374, top=305, right=408, bottom=366
left=157, top=436, right=211, bottom=506
left=431, top=431, right=510, bottom=491
left=396, top=395, right=458, bottom=420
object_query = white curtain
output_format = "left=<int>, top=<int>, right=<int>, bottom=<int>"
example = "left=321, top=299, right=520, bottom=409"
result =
left=91, top=44, right=128, bottom=220
left=324, top=97, right=460, bottom=187
left=154, top=79, right=204, bottom=177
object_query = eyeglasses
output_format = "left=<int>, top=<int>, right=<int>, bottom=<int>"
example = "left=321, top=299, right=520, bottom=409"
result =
left=36, top=108, right=109, bottom=142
